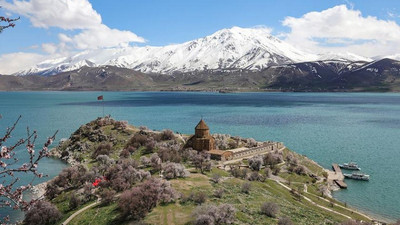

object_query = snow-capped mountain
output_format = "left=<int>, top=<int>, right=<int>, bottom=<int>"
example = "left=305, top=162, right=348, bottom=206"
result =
left=16, top=27, right=371, bottom=76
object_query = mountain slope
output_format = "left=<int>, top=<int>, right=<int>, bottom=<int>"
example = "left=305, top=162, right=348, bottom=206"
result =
left=3, top=58, right=400, bottom=92
left=16, top=27, right=371, bottom=76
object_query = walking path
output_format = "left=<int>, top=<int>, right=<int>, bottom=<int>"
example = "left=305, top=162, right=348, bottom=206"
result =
left=274, top=180, right=352, bottom=220
left=62, top=199, right=101, bottom=225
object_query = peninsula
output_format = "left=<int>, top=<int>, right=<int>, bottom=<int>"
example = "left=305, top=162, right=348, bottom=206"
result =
left=24, top=116, right=390, bottom=225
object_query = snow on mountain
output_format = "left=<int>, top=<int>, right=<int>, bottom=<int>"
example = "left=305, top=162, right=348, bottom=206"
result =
left=16, top=26, right=371, bottom=76
left=316, top=52, right=372, bottom=62
left=385, top=53, right=400, bottom=61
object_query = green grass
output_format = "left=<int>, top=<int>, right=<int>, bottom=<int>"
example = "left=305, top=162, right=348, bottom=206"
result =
left=52, top=190, right=97, bottom=225
left=68, top=203, right=122, bottom=225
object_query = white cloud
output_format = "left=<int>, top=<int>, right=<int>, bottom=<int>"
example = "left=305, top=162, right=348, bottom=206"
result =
left=66, top=25, right=145, bottom=50
left=0, top=0, right=146, bottom=73
left=0, top=52, right=46, bottom=74
left=1, top=0, right=145, bottom=50
left=282, top=5, right=400, bottom=57
left=1, top=0, right=101, bottom=29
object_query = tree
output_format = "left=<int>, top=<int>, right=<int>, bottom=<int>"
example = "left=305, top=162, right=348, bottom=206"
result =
left=241, top=182, right=251, bottom=194
left=192, top=151, right=211, bottom=174
left=0, top=116, right=57, bottom=223
left=193, top=204, right=236, bottom=225
left=248, top=155, right=263, bottom=171
left=260, top=202, right=280, bottom=218
left=278, top=216, right=294, bottom=225
left=23, top=200, right=61, bottom=225
left=162, top=162, right=188, bottom=179
left=118, top=178, right=177, bottom=220
left=0, top=7, right=19, bottom=33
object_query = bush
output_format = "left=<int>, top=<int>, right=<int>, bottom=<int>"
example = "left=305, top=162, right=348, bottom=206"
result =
left=99, top=189, right=116, bottom=205
left=241, top=182, right=251, bottom=194
left=213, top=189, right=224, bottom=198
left=192, top=192, right=208, bottom=205
left=278, top=216, right=294, bottom=225
left=248, top=155, right=263, bottom=171
left=247, top=171, right=264, bottom=181
left=193, top=204, right=236, bottom=225
left=23, top=201, right=61, bottom=225
left=246, top=138, right=258, bottom=147
left=162, top=162, right=188, bottom=179
left=119, top=148, right=130, bottom=158
left=264, top=168, right=272, bottom=178
left=294, top=165, right=307, bottom=175
left=118, top=178, right=177, bottom=220
left=150, top=153, right=162, bottom=172
left=161, top=129, right=175, bottom=140
left=230, top=167, right=249, bottom=179
left=210, top=174, right=221, bottom=183
left=92, top=143, right=113, bottom=158
left=263, top=153, right=283, bottom=167
left=69, top=194, right=82, bottom=209
left=260, top=202, right=280, bottom=218
left=158, top=144, right=182, bottom=163
left=140, top=156, right=151, bottom=167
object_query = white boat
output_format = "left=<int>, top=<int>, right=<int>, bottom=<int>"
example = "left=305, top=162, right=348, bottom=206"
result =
left=344, top=172, right=370, bottom=181
left=339, top=162, right=361, bottom=170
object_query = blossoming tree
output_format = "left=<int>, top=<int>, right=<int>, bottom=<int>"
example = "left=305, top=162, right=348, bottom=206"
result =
left=0, top=116, right=57, bottom=223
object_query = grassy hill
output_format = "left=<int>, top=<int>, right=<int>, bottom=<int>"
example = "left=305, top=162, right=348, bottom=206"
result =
left=38, top=117, right=378, bottom=225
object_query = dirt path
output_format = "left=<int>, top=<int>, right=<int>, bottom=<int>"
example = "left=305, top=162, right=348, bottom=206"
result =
left=62, top=200, right=100, bottom=225
left=275, top=180, right=353, bottom=219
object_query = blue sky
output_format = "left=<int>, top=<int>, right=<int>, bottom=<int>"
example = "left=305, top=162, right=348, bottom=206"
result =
left=1, top=0, right=400, bottom=74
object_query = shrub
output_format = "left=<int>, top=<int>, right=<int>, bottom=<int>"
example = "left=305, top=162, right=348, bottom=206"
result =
left=161, top=129, right=175, bottom=140
left=272, top=167, right=281, bottom=176
left=246, top=138, right=258, bottom=147
left=162, top=162, right=188, bottom=179
left=260, top=202, right=280, bottom=218
left=192, top=192, right=208, bottom=205
left=263, top=153, right=283, bottom=167
left=23, top=201, right=61, bottom=225
left=99, top=189, right=116, bottom=205
left=119, top=149, right=130, bottom=158
left=140, top=156, right=151, bottom=167
left=248, top=155, right=263, bottom=171
left=264, top=167, right=272, bottom=178
left=150, top=153, right=162, bottom=172
left=193, top=204, right=236, bottom=225
left=213, top=189, right=224, bottom=198
left=210, top=174, right=221, bottom=183
left=158, top=144, right=182, bottom=163
left=247, top=171, right=264, bottom=181
left=118, top=178, right=177, bottom=220
left=192, top=151, right=211, bottom=174
left=92, top=143, right=113, bottom=158
left=278, top=216, right=293, bottom=225
left=69, top=194, right=82, bottom=210
left=294, top=165, right=307, bottom=175
left=241, top=182, right=251, bottom=194
left=96, top=154, right=113, bottom=165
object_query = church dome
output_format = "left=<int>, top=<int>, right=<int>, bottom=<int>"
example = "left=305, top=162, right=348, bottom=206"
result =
left=195, top=119, right=209, bottom=130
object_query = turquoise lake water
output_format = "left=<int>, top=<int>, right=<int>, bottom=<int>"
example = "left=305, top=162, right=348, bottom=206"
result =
left=1, top=91, right=399, bottom=222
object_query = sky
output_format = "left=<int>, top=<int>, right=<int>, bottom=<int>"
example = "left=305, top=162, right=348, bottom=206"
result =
left=0, top=0, right=400, bottom=74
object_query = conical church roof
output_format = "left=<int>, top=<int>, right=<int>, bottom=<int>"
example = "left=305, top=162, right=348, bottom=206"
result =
left=195, top=119, right=209, bottom=130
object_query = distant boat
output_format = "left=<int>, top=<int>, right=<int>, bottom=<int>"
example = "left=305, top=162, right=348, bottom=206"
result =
left=344, top=172, right=370, bottom=181
left=339, top=162, right=361, bottom=170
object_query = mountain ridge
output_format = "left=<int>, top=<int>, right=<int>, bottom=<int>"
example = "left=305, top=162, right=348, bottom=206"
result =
left=15, top=27, right=374, bottom=76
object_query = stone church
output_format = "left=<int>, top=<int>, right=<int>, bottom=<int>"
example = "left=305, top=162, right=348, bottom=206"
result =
left=186, top=119, right=215, bottom=151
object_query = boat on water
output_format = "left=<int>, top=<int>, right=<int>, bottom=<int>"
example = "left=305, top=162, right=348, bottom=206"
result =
left=339, top=162, right=361, bottom=170
left=344, top=172, right=370, bottom=181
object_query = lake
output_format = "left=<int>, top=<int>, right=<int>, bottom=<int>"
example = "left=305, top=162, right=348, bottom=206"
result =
left=1, top=91, right=399, bottom=222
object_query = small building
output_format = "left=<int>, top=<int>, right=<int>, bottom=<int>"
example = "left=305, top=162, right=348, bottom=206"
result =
left=186, top=119, right=215, bottom=151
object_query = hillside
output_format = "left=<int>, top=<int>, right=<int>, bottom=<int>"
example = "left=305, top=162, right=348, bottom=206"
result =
left=27, top=117, right=382, bottom=225
left=2, top=58, right=400, bottom=92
